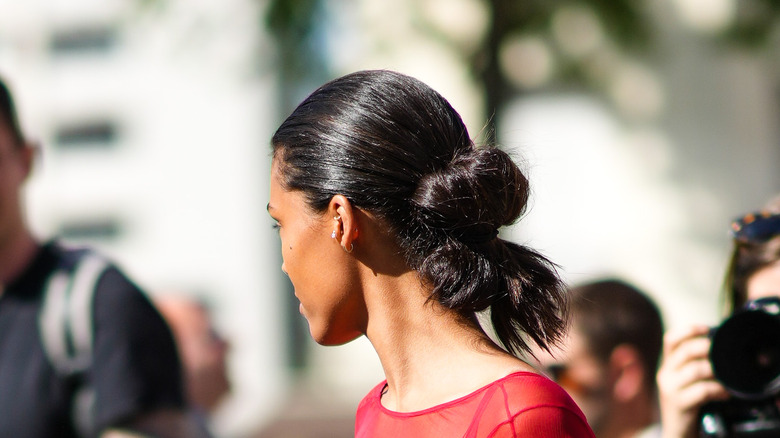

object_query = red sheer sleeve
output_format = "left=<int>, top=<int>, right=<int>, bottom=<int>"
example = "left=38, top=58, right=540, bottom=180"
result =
left=487, top=406, right=595, bottom=438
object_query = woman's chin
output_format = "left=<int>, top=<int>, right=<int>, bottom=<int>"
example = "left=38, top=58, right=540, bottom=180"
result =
left=309, top=326, right=363, bottom=346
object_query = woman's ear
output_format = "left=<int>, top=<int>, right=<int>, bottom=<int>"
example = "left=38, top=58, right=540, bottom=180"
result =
left=329, top=195, right=358, bottom=253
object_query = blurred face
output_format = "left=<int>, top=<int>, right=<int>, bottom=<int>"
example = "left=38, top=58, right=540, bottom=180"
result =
left=267, top=159, right=366, bottom=345
left=534, top=328, right=611, bottom=433
left=747, top=261, right=780, bottom=302
left=0, top=122, right=30, bottom=249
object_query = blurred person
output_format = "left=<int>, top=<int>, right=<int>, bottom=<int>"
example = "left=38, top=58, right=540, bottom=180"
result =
left=532, top=279, right=665, bottom=438
left=0, top=76, right=209, bottom=437
left=155, top=295, right=231, bottom=416
left=657, top=194, right=780, bottom=438
left=267, top=69, right=595, bottom=437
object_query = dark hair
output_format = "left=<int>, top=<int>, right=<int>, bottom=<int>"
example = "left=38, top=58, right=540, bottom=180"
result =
left=271, top=69, right=567, bottom=355
left=0, top=76, right=24, bottom=147
left=569, top=279, right=664, bottom=392
left=724, top=195, right=780, bottom=312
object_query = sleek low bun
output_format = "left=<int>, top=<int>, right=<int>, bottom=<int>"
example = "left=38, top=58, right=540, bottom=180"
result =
left=406, top=146, right=566, bottom=355
left=411, top=147, right=529, bottom=242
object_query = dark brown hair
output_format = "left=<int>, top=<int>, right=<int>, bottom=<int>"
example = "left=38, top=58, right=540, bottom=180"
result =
left=0, top=76, right=24, bottom=147
left=569, top=279, right=664, bottom=392
left=271, top=70, right=567, bottom=355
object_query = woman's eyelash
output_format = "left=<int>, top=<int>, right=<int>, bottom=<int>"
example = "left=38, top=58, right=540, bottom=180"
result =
left=272, top=223, right=280, bottom=230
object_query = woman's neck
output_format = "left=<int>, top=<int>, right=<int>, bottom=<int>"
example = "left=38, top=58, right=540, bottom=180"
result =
left=362, top=272, right=535, bottom=412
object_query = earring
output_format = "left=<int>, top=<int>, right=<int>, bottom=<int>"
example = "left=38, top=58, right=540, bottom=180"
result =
left=342, top=243, right=353, bottom=253
left=332, top=215, right=341, bottom=239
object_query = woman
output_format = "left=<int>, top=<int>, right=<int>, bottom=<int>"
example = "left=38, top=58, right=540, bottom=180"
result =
left=657, top=194, right=780, bottom=438
left=267, top=70, right=595, bottom=437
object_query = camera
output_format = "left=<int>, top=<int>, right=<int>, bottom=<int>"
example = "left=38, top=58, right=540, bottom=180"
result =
left=699, top=297, right=780, bottom=437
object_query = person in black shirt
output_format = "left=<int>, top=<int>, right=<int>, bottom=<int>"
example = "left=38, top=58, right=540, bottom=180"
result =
left=0, top=75, right=210, bottom=437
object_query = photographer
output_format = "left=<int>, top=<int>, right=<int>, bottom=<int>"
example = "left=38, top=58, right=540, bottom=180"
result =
left=657, top=194, right=780, bottom=438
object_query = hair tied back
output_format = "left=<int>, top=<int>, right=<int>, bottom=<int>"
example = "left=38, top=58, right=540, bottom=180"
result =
left=455, top=227, right=500, bottom=244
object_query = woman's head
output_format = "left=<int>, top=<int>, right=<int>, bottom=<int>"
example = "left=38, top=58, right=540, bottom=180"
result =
left=270, top=70, right=567, bottom=354
left=724, top=194, right=780, bottom=312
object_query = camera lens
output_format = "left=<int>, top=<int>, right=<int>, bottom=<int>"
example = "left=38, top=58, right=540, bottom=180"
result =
left=710, top=309, right=780, bottom=399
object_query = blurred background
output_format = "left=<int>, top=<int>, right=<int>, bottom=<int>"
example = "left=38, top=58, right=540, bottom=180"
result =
left=1, top=0, right=779, bottom=436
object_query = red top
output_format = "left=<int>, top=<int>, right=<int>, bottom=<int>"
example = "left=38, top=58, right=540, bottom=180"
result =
left=355, top=371, right=595, bottom=438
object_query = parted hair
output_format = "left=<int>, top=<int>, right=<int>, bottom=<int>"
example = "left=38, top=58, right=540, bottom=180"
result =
left=0, top=76, right=24, bottom=147
left=271, top=69, right=567, bottom=355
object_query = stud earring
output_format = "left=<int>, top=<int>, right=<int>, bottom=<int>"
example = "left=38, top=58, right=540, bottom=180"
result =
left=332, top=215, right=341, bottom=239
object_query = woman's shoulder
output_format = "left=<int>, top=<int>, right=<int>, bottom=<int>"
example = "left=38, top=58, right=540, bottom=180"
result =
left=493, top=371, right=570, bottom=397
left=480, top=372, right=594, bottom=437
left=479, top=371, right=591, bottom=424
left=483, top=371, right=579, bottom=408
left=355, top=373, right=594, bottom=438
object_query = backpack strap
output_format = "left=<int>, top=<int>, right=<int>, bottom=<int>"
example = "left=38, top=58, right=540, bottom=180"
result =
left=39, top=251, right=108, bottom=437
left=39, top=253, right=108, bottom=374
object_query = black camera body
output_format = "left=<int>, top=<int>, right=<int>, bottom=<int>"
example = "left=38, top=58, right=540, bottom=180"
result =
left=699, top=297, right=780, bottom=437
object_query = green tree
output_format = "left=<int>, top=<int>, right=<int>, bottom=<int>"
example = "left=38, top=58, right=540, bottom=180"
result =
left=265, top=0, right=653, bottom=142
left=475, top=0, right=651, bottom=140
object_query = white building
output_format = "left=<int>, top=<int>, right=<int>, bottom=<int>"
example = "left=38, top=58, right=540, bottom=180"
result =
left=0, top=0, right=288, bottom=436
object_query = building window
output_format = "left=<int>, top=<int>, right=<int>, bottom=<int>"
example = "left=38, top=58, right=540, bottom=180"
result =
left=58, top=217, right=123, bottom=242
left=49, top=26, right=117, bottom=55
left=54, top=120, right=119, bottom=149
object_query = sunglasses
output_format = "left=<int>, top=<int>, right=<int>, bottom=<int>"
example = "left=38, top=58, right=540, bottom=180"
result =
left=545, top=364, right=585, bottom=395
left=730, top=210, right=780, bottom=243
